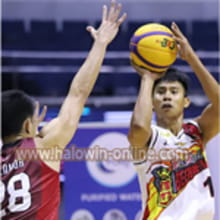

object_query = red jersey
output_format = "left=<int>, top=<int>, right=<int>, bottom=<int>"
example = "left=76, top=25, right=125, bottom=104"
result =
left=1, top=138, right=60, bottom=220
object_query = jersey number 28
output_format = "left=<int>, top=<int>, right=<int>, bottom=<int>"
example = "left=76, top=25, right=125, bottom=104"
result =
left=0, top=172, right=31, bottom=217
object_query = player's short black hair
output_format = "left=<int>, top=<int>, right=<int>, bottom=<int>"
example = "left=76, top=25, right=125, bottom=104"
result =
left=2, top=90, right=35, bottom=138
left=153, top=67, right=190, bottom=97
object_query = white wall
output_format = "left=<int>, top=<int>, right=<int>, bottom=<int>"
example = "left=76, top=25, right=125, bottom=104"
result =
left=2, top=0, right=219, bottom=21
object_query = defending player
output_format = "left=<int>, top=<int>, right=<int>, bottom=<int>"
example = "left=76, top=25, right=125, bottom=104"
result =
left=128, top=22, right=220, bottom=219
left=1, top=1, right=126, bottom=219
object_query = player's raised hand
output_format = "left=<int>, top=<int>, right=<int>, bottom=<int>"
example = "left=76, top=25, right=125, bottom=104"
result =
left=171, top=22, right=195, bottom=61
left=131, top=60, right=165, bottom=80
left=86, top=0, right=127, bottom=45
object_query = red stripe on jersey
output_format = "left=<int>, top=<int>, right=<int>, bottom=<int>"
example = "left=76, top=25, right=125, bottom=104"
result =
left=36, top=160, right=60, bottom=220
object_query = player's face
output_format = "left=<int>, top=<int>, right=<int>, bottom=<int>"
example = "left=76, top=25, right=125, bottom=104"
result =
left=152, top=81, right=190, bottom=119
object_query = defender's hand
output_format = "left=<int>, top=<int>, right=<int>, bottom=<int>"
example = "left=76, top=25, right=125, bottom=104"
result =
left=86, top=0, right=127, bottom=45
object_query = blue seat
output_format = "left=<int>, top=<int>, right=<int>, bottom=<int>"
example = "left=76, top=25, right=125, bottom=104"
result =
left=59, top=21, right=92, bottom=51
left=2, top=20, right=27, bottom=50
left=28, top=20, right=58, bottom=50
left=18, top=73, right=73, bottom=96
left=192, top=20, right=218, bottom=51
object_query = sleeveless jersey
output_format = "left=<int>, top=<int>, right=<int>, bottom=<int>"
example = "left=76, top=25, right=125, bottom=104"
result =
left=1, top=138, right=60, bottom=220
left=134, top=121, right=215, bottom=220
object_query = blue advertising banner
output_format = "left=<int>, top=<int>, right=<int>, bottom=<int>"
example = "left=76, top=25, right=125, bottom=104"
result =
left=63, top=124, right=142, bottom=220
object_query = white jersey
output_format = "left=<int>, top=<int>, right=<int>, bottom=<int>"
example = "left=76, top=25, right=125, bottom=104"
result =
left=134, top=121, right=215, bottom=220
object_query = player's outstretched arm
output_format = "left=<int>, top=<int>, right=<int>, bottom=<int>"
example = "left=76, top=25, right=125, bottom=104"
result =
left=128, top=62, right=162, bottom=161
left=39, top=0, right=126, bottom=149
left=171, top=22, right=220, bottom=144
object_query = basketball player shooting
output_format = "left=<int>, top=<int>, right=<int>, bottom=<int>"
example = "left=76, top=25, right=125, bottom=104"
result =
left=128, top=22, right=220, bottom=219
left=1, top=1, right=126, bottom=219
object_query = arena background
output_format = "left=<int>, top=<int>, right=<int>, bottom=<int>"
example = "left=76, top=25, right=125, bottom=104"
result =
left=2, top=0, right=219, bottom=219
